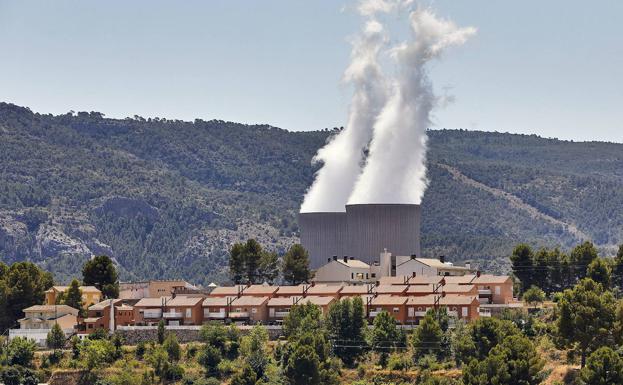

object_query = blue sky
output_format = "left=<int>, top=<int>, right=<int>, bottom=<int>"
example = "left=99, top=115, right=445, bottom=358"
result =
left=1, top=0, right=621, bottom=142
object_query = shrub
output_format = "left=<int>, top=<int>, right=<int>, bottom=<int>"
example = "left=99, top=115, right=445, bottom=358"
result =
left=0, top=367, right=21, bottom=385
left=6, top=337, right=36, bottom=367
left=387, top=353, right=411, bottom=371
left=163, top=334, right=181, bottom=361
left=135, top=341, right=146, bottom=359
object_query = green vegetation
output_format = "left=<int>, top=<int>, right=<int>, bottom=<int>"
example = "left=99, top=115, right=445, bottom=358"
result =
left=282, top=244, right=312, bottom=285
left=0, top=261, right=53, bottom=332
left=82, top=255, right=119, bottom=299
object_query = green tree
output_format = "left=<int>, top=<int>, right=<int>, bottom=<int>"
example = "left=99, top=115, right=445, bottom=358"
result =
left=229, top=243, right=245, bottom=284
left=556, top=278, right=617, bottom=367
left=200, top=322, right=228, bottom=352
left=163, top=333, right=181, bottom=361
left=510, top=244, right=534, bottom=293
left=463, top=335, right=544, bottom=385
left=157, top=319, right=166, bottom=344
left=369, top=311, right=405, bottom=366
left=64, top=278, right=85, bottom=316
left=146, top=344, right=169, bottom=378
left=282, top=244, right=311, bottom=285
left=326, top=297, right=366, bottom=366
left=522, top=286, right=545, bottom=309
left=283, top=301, right=323, bottom=339
left=198, top=345, right=222, bottom=377
left=411, top=313, right=444, bottom=359
left=285, top=343, right=321, bottom=385
left=579, top=346, right=623, bottom=385
left=228, top=239, right=275, bottom=284
left=230, top=364, right=257, bottom=385
left=614, top=244, right=623, bottom=291
left=6, top=337, right=36, bottom=367
left=47, top=322, right=66, bottom=351
left=81, top=338, right=116, bottom=371
left=258, top=251, right=280, bottom=284
left=456, top=317, right=521, bottom=364
left=0, top=262, right=53, bottom=332
left=0, top=367, right=21, bottom=385
left=587, top=257, right=612, bottom=289
left=240, top=325, right=270, bottom=379
left=570, top=241, right=599, bottom=281
left=82, top=255, right=119, bottom=298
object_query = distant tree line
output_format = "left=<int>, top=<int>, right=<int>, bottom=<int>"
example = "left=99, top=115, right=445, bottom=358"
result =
left=510, top=241, right=623, bottom=295
left=228, top=240, right=311, bottom=285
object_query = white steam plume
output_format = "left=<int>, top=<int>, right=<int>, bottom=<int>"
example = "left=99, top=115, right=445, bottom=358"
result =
left=299, top=3, right=390, bottom=213
left=348, top=8, right=476, bottom=205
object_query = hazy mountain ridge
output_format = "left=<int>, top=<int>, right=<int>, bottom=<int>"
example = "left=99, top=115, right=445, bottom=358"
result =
left=1, top=102, right=622, bottom=284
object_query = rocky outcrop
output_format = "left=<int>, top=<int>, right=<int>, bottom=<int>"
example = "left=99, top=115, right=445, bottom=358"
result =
left=36, top=224, right=91, bottom=260
left=93, top=196, right=159, bottom=221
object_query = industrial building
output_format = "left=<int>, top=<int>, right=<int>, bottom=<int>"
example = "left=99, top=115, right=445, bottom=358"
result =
left=299, top=203, right=421, bottom=268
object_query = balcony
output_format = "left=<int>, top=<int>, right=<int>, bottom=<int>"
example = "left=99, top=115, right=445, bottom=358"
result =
left=143, top=310, right=162, bottom=319
left=229, top=312, right=249, bottom=319
left=274, top=311, right=290, bottom=318
left=478, top=289, right=492, bottom=296
left=369, top=311, right=380, bottom=317
left=163, top=311, right=183, bottom=319
left=447, top=311, right=458, bottom=317
left=410, top=311, right=427, bottom=317
left=204, top=311, right=226, bottom=319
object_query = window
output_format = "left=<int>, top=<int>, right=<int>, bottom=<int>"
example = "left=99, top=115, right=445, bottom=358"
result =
left=356, top=273, right=364, bottom=279
left=252, top=308, right=257, bottom=313
left=351, top=273, right=354, bottom=279
left=366, top=273, right=369, bottom=279
left=371, top=273, right=376, bottom=278
left=495, top=286, right=501, bottom=295
left=462, top=307, right=468, bottom=317
left=392, top=307, right=399, bottom=313
left=186, top=309, right=191, bottom=318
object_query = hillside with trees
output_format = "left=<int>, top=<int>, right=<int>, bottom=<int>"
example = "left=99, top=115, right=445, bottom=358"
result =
left=1, top=102, right=622, bottom=284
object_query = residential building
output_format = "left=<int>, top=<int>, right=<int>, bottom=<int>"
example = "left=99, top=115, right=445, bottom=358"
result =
left=163, top=296, right=204, bottom=325
left=305, top=284, right=342, bottom=297
left=209, top=285, right=247, bottom=298
left=241, top=285, right=279, bottom=297
left=367, top=295, right=408, bottom=324
left=273, top=285, right=307, bottom=298
left=119, top=280, right=199, bottom=300
left=12, top=305, right=78, bottom=346
left=133, top=297, right=170, bottom=326
left=45, top=286, right=102, bottom=306
left=267, top=296, right=301, bottom=323
left=81, top=299, right=134, bottom=334
left=405, top=295, right=480, bottom=324
left=395, top=256, right=471, bottom=277
left=338, top=285, right=372, bottom=298
left=228, top=296, right=269, bottom=324
left=313, top=256, right=376, bottom=285
left=202, top=297, right=231, bottom=322
left=374, top=284, right=408, bottom=296
left=443, top=274, right=514, bottom=304
left=18, top=305, right=79, bottom=330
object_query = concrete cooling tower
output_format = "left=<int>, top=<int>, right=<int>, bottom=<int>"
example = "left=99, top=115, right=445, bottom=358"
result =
left=298, top=212, right=348, bottom=268
left=300, top=204, right=421, bottom=268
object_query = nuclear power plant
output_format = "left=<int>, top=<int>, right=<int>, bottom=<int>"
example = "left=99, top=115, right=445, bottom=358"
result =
left=299, top=203, right=421, bottom=268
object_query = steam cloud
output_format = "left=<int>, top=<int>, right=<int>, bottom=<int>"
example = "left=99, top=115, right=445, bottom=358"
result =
left=300, top=4, right=389, bottom=213
left=301, top=2, right=475, bottom=211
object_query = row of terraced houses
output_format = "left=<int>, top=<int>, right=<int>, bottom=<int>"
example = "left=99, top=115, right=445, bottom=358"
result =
left=10, top=255, right=518, bottom=346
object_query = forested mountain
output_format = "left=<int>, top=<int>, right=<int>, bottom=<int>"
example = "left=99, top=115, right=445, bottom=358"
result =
left=1, top=102, right=622, bottom=285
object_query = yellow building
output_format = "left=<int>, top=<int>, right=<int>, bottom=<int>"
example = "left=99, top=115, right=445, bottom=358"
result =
left=45, top=285, right=102, bottom=306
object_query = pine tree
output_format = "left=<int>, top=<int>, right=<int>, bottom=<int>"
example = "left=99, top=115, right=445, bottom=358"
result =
left=64, top=278, right=84, bottom=316
left=411, top=313, right=443, bottom=359
left=282, top=244, right=311, bottom=285
left=46, top=323, right=66, bottom=351
left=82, top=255, right=119, bottom=298
left=510, top=244, right=534, bottom=293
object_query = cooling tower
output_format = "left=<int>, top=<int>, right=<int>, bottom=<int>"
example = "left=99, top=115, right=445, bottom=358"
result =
left=299, top=204, right=421, bottom=268
left=345, top=204, right=421, bottom=265
left=298, top=212, right=348, bottom=269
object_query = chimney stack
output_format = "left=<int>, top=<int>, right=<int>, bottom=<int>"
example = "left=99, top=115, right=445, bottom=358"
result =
left=439, top=255, right=445, bottom=263
left=410, top=254, right=417, bottom=260
left=333, top=255, right=338, bottom=261
left=343, top=256, right=348, bottom=263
